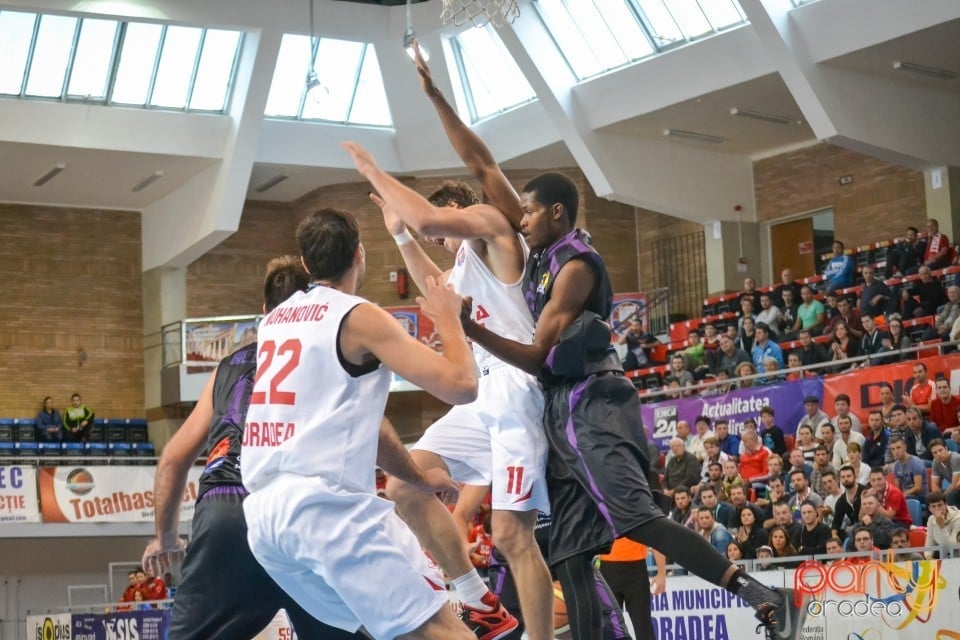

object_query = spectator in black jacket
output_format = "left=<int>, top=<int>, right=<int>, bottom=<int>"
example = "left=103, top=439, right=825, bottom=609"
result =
left=794, top=330, right=829, bottom=368
left=831, top=466, right=863, bottom=539
left=914, top=266, right=946, bottom=317
left=795, top=501, right=831, bottom=555
left=862, top=410, right=889, bottom=470
left=759, top=406, right=787, bottom=457
left=894, top=227, right=923, bottom=275
left=36, top=396, right=63, bottom=443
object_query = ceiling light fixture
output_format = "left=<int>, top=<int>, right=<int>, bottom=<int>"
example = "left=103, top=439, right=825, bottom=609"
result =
left=892, top=60, right=957, bottom=80
left=403, top=0, right=429, bottom=61
left=254, top=174, right=290, bottom=193
left=33, top=163, right=67, bottom=187
left=132, top=170, right=164, bottom=193
left=663, top=128, right=726, bottom=144
left=730, top=107, right=798, bottom=126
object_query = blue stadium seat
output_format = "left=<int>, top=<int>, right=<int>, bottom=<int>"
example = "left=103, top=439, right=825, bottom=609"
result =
left=61, top=442, right=84, bottom=459
left=14, top=420, right=37, bottom=442
left=0, top=441, right=14, bottom=459
left=108, top=442, right=132, bottom=464
left=106, top=420, right=127, bottom=443
left=38, top=442, right=60, bottom=466
left=85, top=442, right=109, bottom=464
left=88, top=418, right=107, bottom=443
left=906, top=498, right=923, bottom=527
left=127, top=418, right=148, bottom=443
left=0, top=422, right=12, bottom=443
left=15, top=441, right=39, bottom=458
left=132, top=442, right=155, bottom=465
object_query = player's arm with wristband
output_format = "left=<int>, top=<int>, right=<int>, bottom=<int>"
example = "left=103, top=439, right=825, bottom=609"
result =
left=142, top=370, right=216, bottom=575
left=370, top=190, right=444, bottom=296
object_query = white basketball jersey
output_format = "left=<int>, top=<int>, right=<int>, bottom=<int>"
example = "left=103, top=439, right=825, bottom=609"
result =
left=446, top=237, right=535, bottom=369
left=241, top=286, right=391, bottom=494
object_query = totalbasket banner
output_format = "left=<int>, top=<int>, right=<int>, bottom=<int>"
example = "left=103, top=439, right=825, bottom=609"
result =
left=0, top=465, right=40, bottom=523
left=640, top=377, right=824, bottom=452
left=38, top=466, right=202, bottom=523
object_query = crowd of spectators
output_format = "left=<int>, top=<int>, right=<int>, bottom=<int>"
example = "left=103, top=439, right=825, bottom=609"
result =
left=118, top=567, right=169, bottom=609
left=36, top=393, right=96, bottom=443
left=624, top=222, right=960, bottom=394
left=659, top=394, right=960, bottom=569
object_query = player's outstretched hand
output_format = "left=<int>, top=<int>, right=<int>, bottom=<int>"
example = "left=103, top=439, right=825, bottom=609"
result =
left=417, top=275, right=462, bottom=323
left=341, top=141, right=377, bottom=178
left=651, top=572, right=667, bottom=596
left=418, top=467, right=460, bottom=503
left=369, top=191, right=405, bottom=236
left=142, top=535, right=186, bottom=577
left=413, top=41, right=440, bottom=99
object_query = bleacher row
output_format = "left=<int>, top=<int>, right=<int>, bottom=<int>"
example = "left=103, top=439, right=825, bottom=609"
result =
left=0, top=417, right=154, bottom=462
left=622, top=256, right=960, bottom=392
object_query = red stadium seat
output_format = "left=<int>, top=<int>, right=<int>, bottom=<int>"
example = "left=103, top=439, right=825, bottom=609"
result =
left=908, top=527, right=927, bottom=548
left=784, top=435, right=796, bottom=452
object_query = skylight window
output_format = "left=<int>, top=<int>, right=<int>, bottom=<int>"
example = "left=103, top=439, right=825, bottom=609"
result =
left=534, top=0, right=747, bottom=81
left=0, top=10, right=242, bottom=113
left=449, top=25, right=536, bottom=123
left=264, top=34, right=392, bottom=127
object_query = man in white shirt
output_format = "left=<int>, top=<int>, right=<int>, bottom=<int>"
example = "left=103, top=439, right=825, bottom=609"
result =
left=799, top=396, right=830, bottom=439
left=831, top=394, right=862, bottom=433
left=833, top=415, right=865, bottom=466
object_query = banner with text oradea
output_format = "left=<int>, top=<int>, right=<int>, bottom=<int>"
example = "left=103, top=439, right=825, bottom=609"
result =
left=640, top=377, right=824, bottom=452
left=38, top=466, right=202, bottom=523
left=822, top=352, right=960, bottom=423
left=0, top=465, right=40, bottom=523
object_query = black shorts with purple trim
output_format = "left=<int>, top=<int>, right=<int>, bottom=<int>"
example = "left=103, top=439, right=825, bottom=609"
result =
left=542, top=371, right=665, bottom=565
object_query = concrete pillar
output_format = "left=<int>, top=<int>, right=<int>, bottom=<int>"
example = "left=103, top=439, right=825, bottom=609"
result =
left=705, top=220, right=764, bottom=295
left=925, top=166, right=960, bottom=243
left=142, top=266, right=187, bottom=451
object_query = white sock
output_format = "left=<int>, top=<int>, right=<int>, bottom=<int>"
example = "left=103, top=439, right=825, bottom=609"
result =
left=451, top=570, right=490, bottom=610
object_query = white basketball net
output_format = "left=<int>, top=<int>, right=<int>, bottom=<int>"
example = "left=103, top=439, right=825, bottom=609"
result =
left=441, top=0, right=520, bottom=28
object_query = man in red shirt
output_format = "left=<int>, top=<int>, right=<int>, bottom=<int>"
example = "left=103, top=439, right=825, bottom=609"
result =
left=922, top=218, right=952, bottom=270
left=135, top=568, right=168, bottom=601
left=120, top=570, right=138, bottom=602
left=738, top=428, right=771, bottom=483
left=930, top=378, right=960, bottom=436
left=904, top=362, right=936, bottom=414
left=868, top=469, right=912, bottom=529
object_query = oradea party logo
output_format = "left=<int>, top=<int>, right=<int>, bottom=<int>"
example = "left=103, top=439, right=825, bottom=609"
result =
left=65, top=468, right=95, bottom=496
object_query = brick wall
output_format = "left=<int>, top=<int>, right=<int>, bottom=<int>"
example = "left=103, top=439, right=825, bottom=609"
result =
left=0, top=204, right=144, bottom=418
left=754, top=143, right=926, bottom=246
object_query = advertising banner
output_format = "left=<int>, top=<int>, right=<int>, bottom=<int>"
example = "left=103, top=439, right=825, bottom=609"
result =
left=71, top=609, right=170, bottom=640
left=387, top=305, right=439, bottom=353
left=822, top=353, right=960, bottom=423
left=610, top=293, right=650, bottom=335
left=0, top=465, right=40, bottom=523
left=26, top=613, right=72, bottom=640
left=184, top=315, right=260, bottom=370
left=640, top=377, right=824, bottom=452
left=38, top=466, right=202, bottom=524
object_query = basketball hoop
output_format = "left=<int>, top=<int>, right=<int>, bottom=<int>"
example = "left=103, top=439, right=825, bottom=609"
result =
left=441, top=0, right=520, bottom=28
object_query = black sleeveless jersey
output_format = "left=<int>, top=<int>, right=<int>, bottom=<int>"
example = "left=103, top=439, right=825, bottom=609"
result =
left=523, top=228, right=613, bottom=321
left=197, top=343, right=256, bottom=498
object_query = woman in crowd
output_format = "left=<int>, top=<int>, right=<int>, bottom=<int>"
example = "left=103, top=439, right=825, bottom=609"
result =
left=795, top=425, right=818, bottom=463
left=883, top=315, right=913, bottom=360
left=768, top=526, right=800, bottom=568
left=732, top=506, right=767, bottom=559
left=829, top=320, right=859, bottom=371
left=737, top=316, right=756, bottom=353
left=846, top=442, right=871, bottom=485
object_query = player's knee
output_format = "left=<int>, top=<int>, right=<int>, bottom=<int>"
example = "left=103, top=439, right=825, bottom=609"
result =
left=490, top=514, right=536, bottom=558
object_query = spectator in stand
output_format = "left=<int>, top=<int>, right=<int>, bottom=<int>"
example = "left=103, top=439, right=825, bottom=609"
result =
left=734, top=361, right=757, bottom=388
left=896, top=287, right=921, bottom=320
left=772, top=268, right=801, bottom=310
left=751, top=323, right=783, bottom=377
left=688, top=416, right=714, bottom=463
left=846, top=442, right=871, bottom=486
left=698, top=484, right=732, bottom=526
left=725, top=541, right=746, bottom=563
left=798, top=396, right=829, bottom=438
left=755, top=294, right=783, bottom=338
left=784, top=353, right=812, bottom=382
left=738, top=276, right=761, bottom=311
left=780, top=289, right=799, bottom=337
left=668, top=354, right=696, bottom=396
left=755, top=454, right=786, bottom=502
left=36, top=396, right=63, bottom=443
left=737, top=316, right=756, bottom=354
left=886, top=405, right=909, bottom=463
left=819, top=424, right=845, bottom=469
left=795, top=501, right=831, bottom=555
left=683, top=330, right=709, bottom=375
left=754, top=545, right=775, bottom=569
left=831, top=466, right=864, bottom=538
left=879, top=384, right=898, bottom=427
left=889, top=528, right=924, bottom=561
left=737, top=297, right=756, bottom=332
left=863, top=411, right=889, bottom=470
left=904, top=362, right=936, bottom=413
left=852, top=494, right=895, bottom=550
left=135, top=568, right=168, bottom=601
left=618, top=318, right=659, bottom=371
left=868, top=469, right=913, bottom=528
left=794, top=425, right=818, bottom=463
left=823, top=241, right=855, bottom=294
left=702, top=322, right=720, bottom=359
left=726, top=485, right=763, bottom=531
left=818, top=470, right=842, bottom=528
left=731, top=506, right=767, bottom=558
left=921, top=218, right=952, bottom=270
left=809, top=446, right=836, bottom=497
left=913, top=266, right=946, bottom=317
left=889, top=437, right=928, bottom=505
left=824, top=536, right=844, bottom=558
left=859, top=266, right=893, bottom=318
left=720, top=459, right=745, bottom=503
left=738, top=429, right=771, bottom=487
left=768, top=526, right=800, bottom=566
left=758, top=406, right=787, bottom=457
left=121, top=570, right=139, bottom=603
left=832, top=394, right=863, bottom=433
left=669, top=487, right=695, bottom=528
left=700, top=461, right=725, bottom=500
left=882, top=316, right=912, bottom=360
left=828, top=321, right=859, bottom=371
left=850, top=526, right=882, bottom=560
left=926, top=285, right=960, bottom=341
left=930, top=439, right=960, bottom=507
left=787, top=470, right=823, bottom=515
left=822, top=293, right=839, bottom=325
left=894, top=226, right=923, bottom=276
left=924, top=491, right=960, bottom=559
left=695, top=508, right=734, bottom=555
left=904, top=407, right=940, bottom=461
left=825, top=297, right=864, bottom=339
left=711, top=334, right=751, bottom=376
left=62, top=393, right=95, bottom=443
left=714, top=420, right=740, bottom=460
left=834, top=416, right=865, bottom=467
left=664, top=437, right=702, bottom=498
left=786, top=449, right=814, bottom=486
left=930, top=378, right=960, bottom=436
left=794, top=286, right=826, bottom=336
left=793, top=333, right=828, bottom=373
left=858, top=315, right=890, bottom=365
